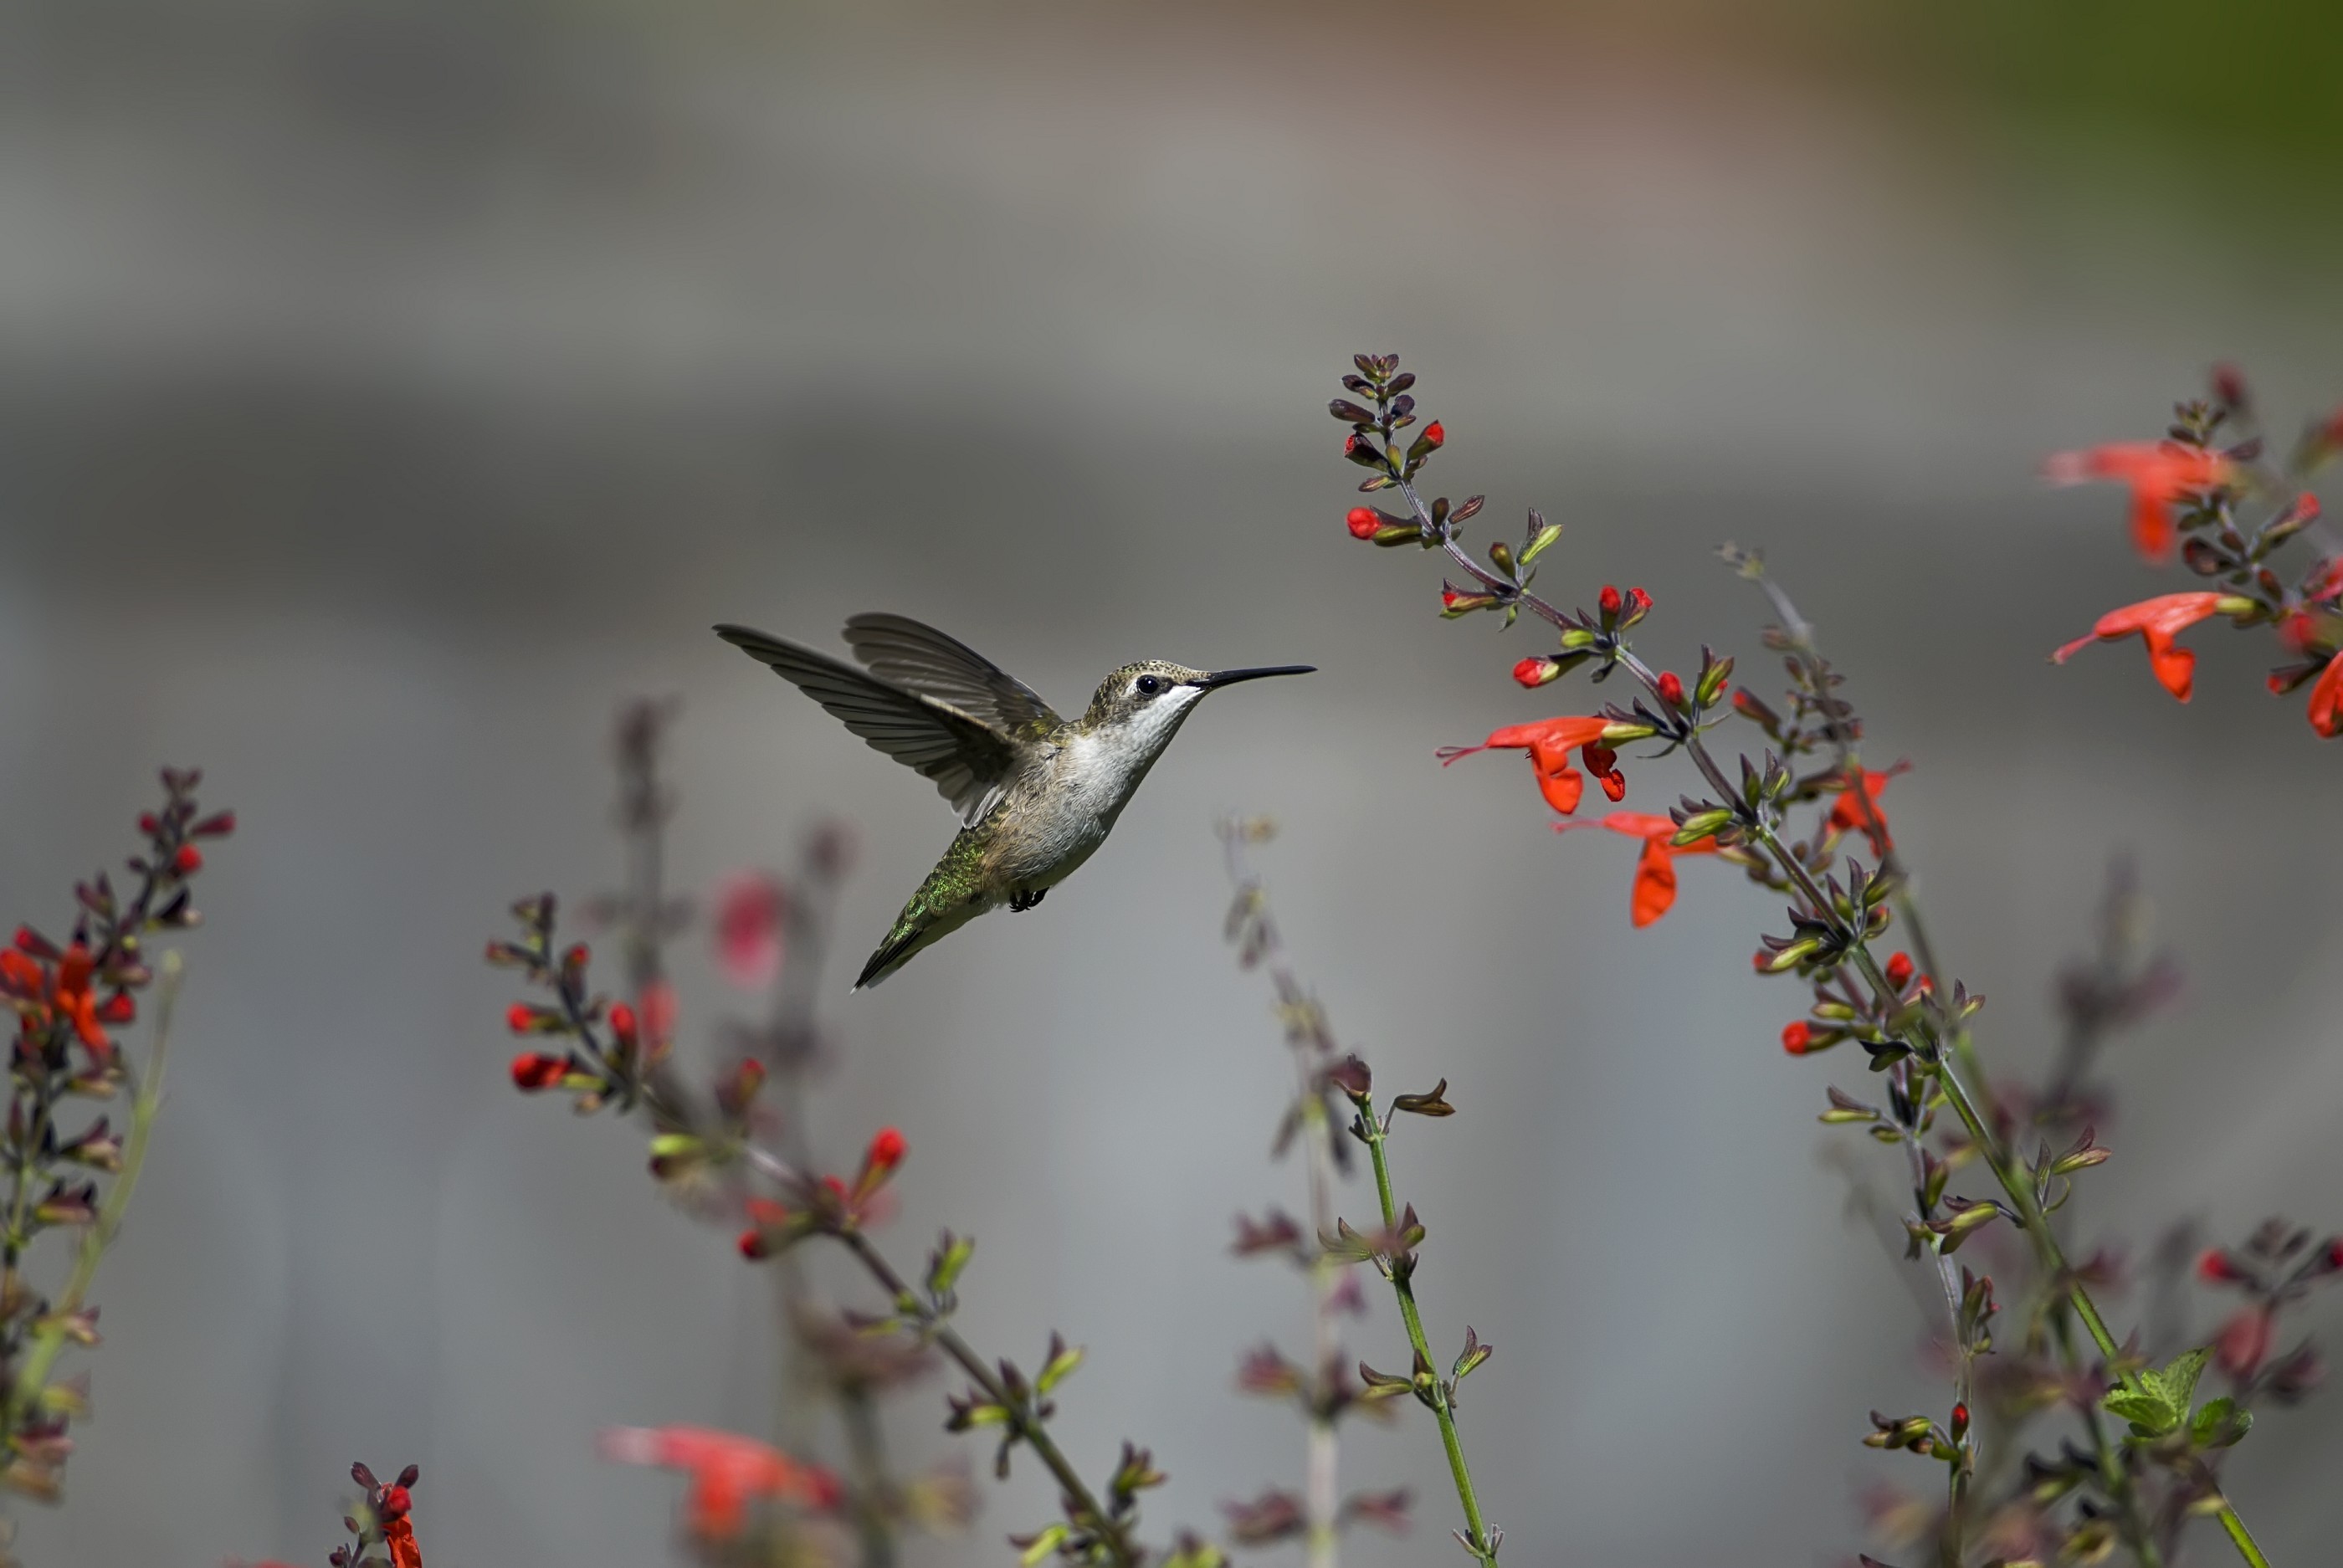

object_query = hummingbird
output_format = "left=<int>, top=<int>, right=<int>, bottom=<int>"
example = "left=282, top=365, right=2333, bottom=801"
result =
left=715, top=614, right=1313, bottom=989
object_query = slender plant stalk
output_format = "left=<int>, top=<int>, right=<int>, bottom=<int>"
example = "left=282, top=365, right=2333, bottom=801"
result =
left=1387, top=471, right=2266, bottom=1566
left=1351, top=1094, right=1494, bottom=1563
left=6, top=955, right=182, bottom=1421
left=831, top=1227, right=1138, bottom=1568
left=1300, top=1090, right=1342, bottom=1568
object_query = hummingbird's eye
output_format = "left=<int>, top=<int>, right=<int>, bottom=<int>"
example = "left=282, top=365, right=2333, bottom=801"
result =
left=1136, top=674, right=1162, bottom=697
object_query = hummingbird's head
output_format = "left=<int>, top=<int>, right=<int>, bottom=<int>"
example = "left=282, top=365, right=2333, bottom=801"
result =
left=1080, top=660, right=1315, bottom=757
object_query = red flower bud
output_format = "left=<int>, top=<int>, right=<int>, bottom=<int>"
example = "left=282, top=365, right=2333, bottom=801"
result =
left=1752, top=951, right=1771, bottom=973
left=172, top=843, right=203, bottom=875
left=505, top=1002, right=534, bottom=1034
left=1423, top=421, right=1445, bottom=448
left=2197, top=1248, right=2243, bottom=1284
left=191, top=810, right=236, bottom=838
left=564, top=943, right=588, bottom=971
left=1344, top=433, right=1365, bottom=455
left=1625, top=587, right=1652, bottom=617
left=1346, top=507, right=1380, bottom=540
left=1884, top=951, right=1915, bottom=988
left=97, top=992, right=135, bottom=1025
left=510, top=1052, right=569, bottom=1090
left=1655, top=672, right=1684, bottom=707
left=1949, top=1402, right=1969, bottom=1440
left=863, top=1126, right=908, bottom=1181
left=1782, top=1021, right=1812, bottom=1055
left=1598, top=584, right=1623, bottom=617
left=1512, top=657, right=1561, bottom=689
left=737, top=1227, right=771, bottom=1260
left=13, top=925, right=56, bottom=959
left=139, top=813, right=161, bottom=836
left=378, top=1486, right=412, bottom=1521
left=608, top=1002, right=638, bottom=1045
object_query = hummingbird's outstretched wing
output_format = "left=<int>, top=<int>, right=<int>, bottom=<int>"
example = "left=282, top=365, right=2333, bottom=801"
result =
left=840, top=613, right=1062, bottom=741
left=715, top=623, right=1022, bottom=823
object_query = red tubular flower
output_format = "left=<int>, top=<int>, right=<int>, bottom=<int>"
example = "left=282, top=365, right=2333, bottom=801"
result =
left=2044, top=442, right=2235, bottom=563
left=1825, top=768, right=1900, bottom=858
left=1346, top=507, right=1380, bottom=540
left=53, top=944, right=109, bottom=1054
left=714, top=873, right=787, bottom=991
left=2306, top=650, right=2343, bottom=739
left=1558, top=812, right=1722, bottom=927
left=1439, top=715, right=1624, bottom=817
left=510, top=1053, right=569, bottom=1090
left=600, top=1426, right=839, bottom=1539
left=382, top=1516, right=421, bottom=1568
left=2052, top=592, right=2250, bottom=702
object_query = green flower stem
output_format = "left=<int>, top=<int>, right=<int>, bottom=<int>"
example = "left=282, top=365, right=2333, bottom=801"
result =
left=832, top=1227, right=1137, bottom=1568
left=839, top=1384, right=900, bottom=1568
left=6, top=953, right=182, bottom=1427
left=1352, top=1094, right=1495, bottom=1563
left=2213, top=1495, right=2273, bottom=1568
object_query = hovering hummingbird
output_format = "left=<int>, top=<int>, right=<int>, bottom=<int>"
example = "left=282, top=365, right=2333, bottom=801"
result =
left=715, top=614, right=1314, bottom=989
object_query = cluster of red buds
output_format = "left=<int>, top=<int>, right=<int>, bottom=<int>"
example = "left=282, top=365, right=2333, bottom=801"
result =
left=2048, top=368, right=2343, bottom=735
left=244, top=1461, right=421, bottom=1568
left=0, top=768, right=231, bottom=1508
left=736, top=1125, right=906, bottom=1258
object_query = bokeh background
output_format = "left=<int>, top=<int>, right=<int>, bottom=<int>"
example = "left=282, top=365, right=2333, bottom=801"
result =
left=6, top=1, right=2343, bottom=1562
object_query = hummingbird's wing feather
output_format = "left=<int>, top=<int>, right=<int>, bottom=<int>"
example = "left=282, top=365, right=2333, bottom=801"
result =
left=715, top=624, right=1019, bottom=822
left=841, top=613, right=1062, bottom=741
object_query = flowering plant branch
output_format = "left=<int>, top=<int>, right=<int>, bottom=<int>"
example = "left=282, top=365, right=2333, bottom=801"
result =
left=0, top=768, right=231, bottom=1548
left=1220, top=824, right=1496, bottom=1565
left=244, top=1460, right=423, bottom=1568
left=2046, top=368, right=2343, bottom=735
left=1328, top=352, right=2330, bottom=1567
left=488, top=705, right=1210, bottom=1568
left=1218, top=821, right=1408, bottom=1568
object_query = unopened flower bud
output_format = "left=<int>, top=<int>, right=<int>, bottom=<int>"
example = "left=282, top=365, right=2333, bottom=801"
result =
left=2198, top=1248, right=2246, bottom=1284
left=1884, top=951, right=1915, bottom=988
left=1782, top=1021, right=1813, bottom=1054
left=1597, top=585, right=1623, bottom=617
left=1512, top=657, right=1561, bottom=689
left=1623, top=587, right=1652, bottom=621
left=510, top=1053, right=569, bottom=1090
left=172, top=844, right=203, bottom=875
left=1656, top=671, right=1684, bottom=707
left=1346, top=507, right=1380, bottom=540
left=1423, top=422, right=1445, bottom=448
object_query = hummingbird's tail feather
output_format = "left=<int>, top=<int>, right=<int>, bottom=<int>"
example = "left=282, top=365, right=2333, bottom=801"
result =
left=853, top=833, right=992, bottom=990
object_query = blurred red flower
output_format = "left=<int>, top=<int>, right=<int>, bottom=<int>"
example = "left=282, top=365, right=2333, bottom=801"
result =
left=2306, top=650, right=2343, bottom=739
left=602, top=1425, right=840, bottom=1539
left=713, top=873, right=787, bottom=990
left=2045, top=442, right=2234, bottom=563
left=1826, top=768, right=1899, bottom=858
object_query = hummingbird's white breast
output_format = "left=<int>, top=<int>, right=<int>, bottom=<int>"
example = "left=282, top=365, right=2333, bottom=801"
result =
left=987, top=686, right=1206, bottom=890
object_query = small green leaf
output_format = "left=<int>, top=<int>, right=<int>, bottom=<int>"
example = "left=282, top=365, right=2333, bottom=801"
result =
left=2191, top=1396, right=2253, bottom=1450
left=2156, top=1345, right=2213, bottom=1416
left=2102, top=1390, right=2175, bottom=1435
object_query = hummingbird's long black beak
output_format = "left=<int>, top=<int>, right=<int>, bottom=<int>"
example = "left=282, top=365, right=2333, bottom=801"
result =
left=1190, top=665, right=1316, bottom=690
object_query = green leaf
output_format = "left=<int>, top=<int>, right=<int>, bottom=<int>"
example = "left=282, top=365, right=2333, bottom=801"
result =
left=2191, top=1396, right=2253, bottom=1450
left=2156, top=1345, right=2213, bottom=1415
left=1018, top=1524, right=1070, bottom=1565
left=1518, top=517, right=1563, bottom=567
left=2102, top=1390, right=2176, bottom=1435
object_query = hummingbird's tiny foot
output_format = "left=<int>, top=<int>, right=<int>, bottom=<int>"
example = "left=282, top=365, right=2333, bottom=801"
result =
left=1008, top=889, right=1046, bottom=913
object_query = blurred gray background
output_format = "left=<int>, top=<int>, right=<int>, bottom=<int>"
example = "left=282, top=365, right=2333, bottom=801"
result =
left=5, top=1, right=2343, bottom=1563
